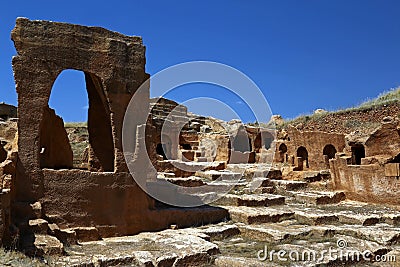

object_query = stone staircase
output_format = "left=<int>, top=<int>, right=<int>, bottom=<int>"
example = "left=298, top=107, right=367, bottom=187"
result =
left=43, top=166, right=400, bottom=266
left=154, top=165, right=400, bottom=266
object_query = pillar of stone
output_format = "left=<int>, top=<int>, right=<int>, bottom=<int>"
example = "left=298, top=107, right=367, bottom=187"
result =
left=296, top=157, right=303, bottom=171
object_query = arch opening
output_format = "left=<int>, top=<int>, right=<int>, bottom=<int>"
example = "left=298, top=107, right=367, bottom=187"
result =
left=279, top=143, right=288, bottom=154
left=40, top=69, right=114, bottom=171
left=232, top=130, right=252, bottom=152
left=278, top=143, right=287, bottom=163
left=297, top=146, right=309, bottom=168
left=323, top=144, right=337, bottom=159
left=263, top=132, right=274, bottom=150
left=351, top=144, right=365, bottom=165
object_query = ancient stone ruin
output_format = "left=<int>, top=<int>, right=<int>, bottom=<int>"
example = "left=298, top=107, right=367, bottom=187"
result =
left=0, top=103, right=17, bottom=121
left=1, top=18, right=228, bottom=255
left=0, top=18, right=399, bottom=266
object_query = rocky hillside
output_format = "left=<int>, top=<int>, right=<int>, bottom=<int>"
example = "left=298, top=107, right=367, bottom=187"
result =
left=279, top=87, right=400, bottom=134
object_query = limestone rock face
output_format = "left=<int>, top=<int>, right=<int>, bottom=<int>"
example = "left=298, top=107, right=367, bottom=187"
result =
left=39, top=106, right=73, bottom=169
left=0, top=103, right=17, bottom=121
left=364, top=119, right=400, bottom=158
left=269, top=114, right=285, bottom=126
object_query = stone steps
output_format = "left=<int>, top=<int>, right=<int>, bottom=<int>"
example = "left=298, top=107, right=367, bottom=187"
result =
left=312, top=223, right=400, bottom=246
left=290, top=190, right=346, bottom=205
left=273, top=235, right=390, bottom=267
left=195, top=170, right=242, bottom=181
left=179, top=223, right=240, bottom=241
left=215, top=193, right=285, bottom=207
left=237, top=220, right=313, bottom=242
left=54, top=229, right=220, bottom=267
left=271, top=179, right=308, bottom=191
left=222, top=206, right=295, bottom=224
left=164, top=177, right=206, bottom=187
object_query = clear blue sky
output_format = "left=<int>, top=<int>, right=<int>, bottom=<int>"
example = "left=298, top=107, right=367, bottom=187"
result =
left=1, top=1, right=399, bottom=122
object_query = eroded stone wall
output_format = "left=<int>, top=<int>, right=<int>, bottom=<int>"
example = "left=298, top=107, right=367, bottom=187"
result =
left=7, top=18, right=228, bottom=252
left=275, top=127, right=346, bottom=170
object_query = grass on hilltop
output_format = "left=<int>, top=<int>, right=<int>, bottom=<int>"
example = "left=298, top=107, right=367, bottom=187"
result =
left=276, top=87, right=400, bottom=130
left=64, top=122, right=87, bottom=128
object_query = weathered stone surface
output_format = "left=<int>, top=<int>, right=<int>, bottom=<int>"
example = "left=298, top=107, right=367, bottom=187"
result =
left=330, top=120, right=400, bottom=205
left=28, top=218, right=49, bottom=234
left=164, top=177, right=206, bottom=187
left=274, top=127, right=346, bottom=169
left=336, top=211, right=380, bottom=226
left=195, top=170, right=242, bottom=181
left=313, top=224, right=400, bottom=246
left=224, top=206, right=294, bottom=224
left=292, top=207, right=339, bottom=225
left=215, top=193, right=285, bottom=207
left=0, top=103, right=17, bottom=121
left=237, top=220, right=312, bottom=242
left=272, top=179, right=308, bottom=191
left=52, top=229, right=220, bottom=266
left=214, top=256, right=271, bottom=267
left=198, top=224, right=240, bottom=241
left=39, top=106, right=73, bottom=169
left=72, top=227, right=100, bottom=243
left=293, top=191, right=346, bottom=205
left=33, top=234, right=64, bottom=256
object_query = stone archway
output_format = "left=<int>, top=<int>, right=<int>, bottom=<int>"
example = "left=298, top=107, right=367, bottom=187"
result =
left=40, top=70, right=115, bottom=171
left=278, top=143, right=287, bottom=163
left=297, top=146, right=309, bottom=168
left=263, top=132, right=274, bottom=150
left=323, top=144, right=337, bottom=159
left=351, top=144, right=365, bottom=165
left=232, top=129, right=251, bottom=152
left=12, top=18, right=148, bottom=200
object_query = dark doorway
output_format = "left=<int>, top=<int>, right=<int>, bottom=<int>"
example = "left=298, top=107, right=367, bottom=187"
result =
left=254, top=133, right=262, bottom=152
left=351, top=144, right=365, bottom=165
left=278, top=143, right=287, bottom=163
left=180, top=143, right=192, bottom=150
left=156, top=143, right=167, bottom=160
left=323, top=144, right=337, bottom=159
left=263, top=132, right=274, bottom=150
left=297, top=146, right=309, bottom=168
left=279, top=143, right=288, bottom=153
left=232, top=132, right=252, bottom=152
left=0, top=145, right=6, bottom=163
left=390, top=153, right=400, bottom=163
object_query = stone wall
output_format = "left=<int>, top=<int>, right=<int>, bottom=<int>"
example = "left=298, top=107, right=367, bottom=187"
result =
left=0, top=190, right=11, bottom=246
left=364, top=119, right=400, bottom=158
left=0, top=103, right=17, bottom=120
left=8, top=18, right=228, bottom=252
left=41, top=170, right=227, bottom=238
left=330, top=154, right=400, bottom=205
left=330, top=120, right=400, bottom=205
left=276, top=127, right=346, bottom=170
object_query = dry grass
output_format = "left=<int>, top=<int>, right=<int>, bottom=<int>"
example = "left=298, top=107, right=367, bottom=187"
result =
left=0, top=249, right=46, bottom=266
left=64, top=122, right=87, bottom=128
left=277, top=87, right=400, bottom=130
